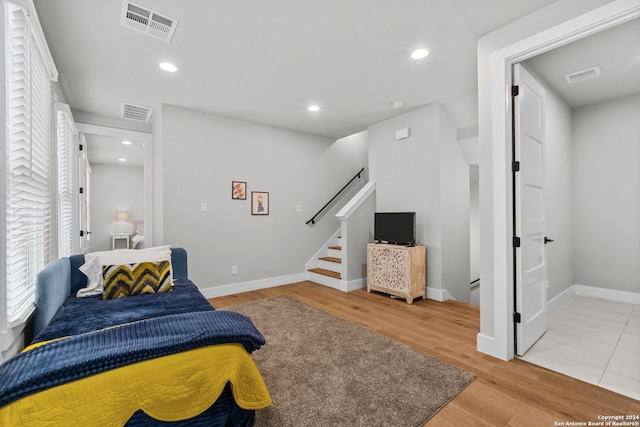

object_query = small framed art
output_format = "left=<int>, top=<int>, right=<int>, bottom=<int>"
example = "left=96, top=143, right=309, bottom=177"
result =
left=232, top=181, right=246, bottom=200
left=251, top=191, right=269, bottom=215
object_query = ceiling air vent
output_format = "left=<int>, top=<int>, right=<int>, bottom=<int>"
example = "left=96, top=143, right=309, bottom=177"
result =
left=121, top=1, right=178, bottom=42
left=120, top=103, right=154, bottom=122
left=564, top=66, right=601, bottom=84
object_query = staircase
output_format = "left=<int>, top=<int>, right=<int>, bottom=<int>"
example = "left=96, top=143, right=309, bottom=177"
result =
left=307, top=234, right=343, bottom=287
left=305, top=180, right=376, bottom=292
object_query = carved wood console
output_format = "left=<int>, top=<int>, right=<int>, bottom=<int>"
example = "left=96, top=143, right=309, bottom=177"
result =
left=366, top=243, right=426, bottom=304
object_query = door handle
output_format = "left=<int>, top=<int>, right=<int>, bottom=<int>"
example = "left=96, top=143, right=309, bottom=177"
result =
left=544, top=237, right=554, bottom=244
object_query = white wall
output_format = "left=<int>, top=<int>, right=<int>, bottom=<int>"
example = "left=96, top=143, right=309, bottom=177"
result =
left=154, top=104, right=368, bottom=291
left=469, top=168, right=480, bottom=285
left=344, top=191, right=375, bottom=282
left=368, top=103, right=470, bottom=301
left=440, top=109, right=471, bottom=302
left=540, top=75, right=574, bottom=301
left=89, top=164, right=144, bottom=252
left=572, top=94, right=640, bottom=294
left=369, top=104, right=442, bottom=291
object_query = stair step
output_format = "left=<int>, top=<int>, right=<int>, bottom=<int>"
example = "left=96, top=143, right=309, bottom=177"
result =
left=319, top=256, right=341, bottom=264
left=328, top=245, right=342, bottom=251
left=308, top=268, right=341, bottom=279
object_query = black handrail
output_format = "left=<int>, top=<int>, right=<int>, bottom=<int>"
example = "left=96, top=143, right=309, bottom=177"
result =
left=306, top=167, right=365, bottom=225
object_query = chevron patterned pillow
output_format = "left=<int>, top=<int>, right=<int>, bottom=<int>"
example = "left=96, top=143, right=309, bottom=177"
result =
left=102, top=261, right=172, bottom=300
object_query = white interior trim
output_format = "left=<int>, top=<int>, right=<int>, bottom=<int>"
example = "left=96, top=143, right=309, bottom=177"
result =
left=304, top=228, right=340, bottom=271
left=335, top=181, right=375, bottom=221
left=11, top=0, right=59, bottom=81
left=343, top=278, right=367, bottom=292
left=200, top=272, right=307, bottom=299
left=574, top=284, right=640, bottom=306
left=547, top=286, right=576, bottom=313
left=426, top=287, right=454, bottom=302
left=548, top=284, right=640, bottom=312
left=485, top=0, right=640, bottom=361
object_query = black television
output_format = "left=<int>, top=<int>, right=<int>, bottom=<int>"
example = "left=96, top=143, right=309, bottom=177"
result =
left=374, top=212, right=416, bottom=246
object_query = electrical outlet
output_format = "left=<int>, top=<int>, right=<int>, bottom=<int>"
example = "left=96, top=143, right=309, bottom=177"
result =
left=232, top=265, right=238, bottom=275
left=201, top=202, right=208, bottom=212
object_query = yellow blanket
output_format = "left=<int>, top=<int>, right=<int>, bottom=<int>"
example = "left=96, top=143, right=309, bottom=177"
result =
left=0, top=343, right=271, bottom=426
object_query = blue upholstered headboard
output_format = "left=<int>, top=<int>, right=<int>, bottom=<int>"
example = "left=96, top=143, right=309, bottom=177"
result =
left=33, top=247, right=188, bottom=337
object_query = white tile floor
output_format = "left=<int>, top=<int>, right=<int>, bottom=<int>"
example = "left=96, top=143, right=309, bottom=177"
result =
left=521, top=295, right=640, bottom=401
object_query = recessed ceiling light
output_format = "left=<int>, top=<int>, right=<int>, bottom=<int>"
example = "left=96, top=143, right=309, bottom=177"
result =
left=391, top=101, right=405, bottom=109
left=118, top=158, right=127, bottom=162
left=308, top=105, right=320, bottom=112
left=122, top=140, right=132, bottom=145
left=159, top=62, right=178, bottom=72
left=411, top=48, right=429, bottom=60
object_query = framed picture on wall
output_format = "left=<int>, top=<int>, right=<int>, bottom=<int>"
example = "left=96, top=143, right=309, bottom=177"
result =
left=232, top=181, right=246, bottom=200
left=251, top=191, right=269, bottom=215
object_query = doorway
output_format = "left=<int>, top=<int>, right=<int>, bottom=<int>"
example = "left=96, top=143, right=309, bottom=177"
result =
left=513, top=20, right=640, bottom=397
left=480, top=1, right=640, bottom=362
left=76, top=124, right=153, bottom=252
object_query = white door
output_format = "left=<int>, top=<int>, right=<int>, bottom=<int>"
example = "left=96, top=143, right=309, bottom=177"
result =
left=513, top=63, right=547, bottom=356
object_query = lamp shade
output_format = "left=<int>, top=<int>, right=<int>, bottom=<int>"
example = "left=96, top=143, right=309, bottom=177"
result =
left=116, top=211, right=129, bottom=222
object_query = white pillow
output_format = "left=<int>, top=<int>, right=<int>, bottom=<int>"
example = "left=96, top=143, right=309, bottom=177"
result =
left=77, top=245, right=172, bottom=297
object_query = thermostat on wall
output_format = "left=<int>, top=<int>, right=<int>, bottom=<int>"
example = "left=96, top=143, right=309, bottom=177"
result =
left=395, top=128, right=410, bottom=140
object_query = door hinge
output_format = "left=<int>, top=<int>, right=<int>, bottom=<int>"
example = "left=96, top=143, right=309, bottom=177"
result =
left=79, top=230, right=84, bottom=237
left=79, top=144, right=83, bottom=151
left=513, top=312, right=522, bottom=323
left=512, top=161, right=520, bottom=172
left=79, top=187, right=84, bottom=194
left=512, top=85, right=519, bottom=96
left=513, top=237, right=521, bottom=248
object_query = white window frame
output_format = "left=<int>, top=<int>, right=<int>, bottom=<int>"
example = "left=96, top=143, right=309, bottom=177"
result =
left=56, top=103, right=79, bottom=257
left=1, top=0, right=58, bottom=354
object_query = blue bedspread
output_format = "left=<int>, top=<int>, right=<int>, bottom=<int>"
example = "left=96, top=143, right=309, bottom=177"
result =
left=0, top=310, right=265, bottom=408
left=34, top=279, right=214, bottom=343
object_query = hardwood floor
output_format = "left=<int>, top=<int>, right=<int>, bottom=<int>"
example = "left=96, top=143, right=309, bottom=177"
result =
left=209, top=281, right=640, bottom=426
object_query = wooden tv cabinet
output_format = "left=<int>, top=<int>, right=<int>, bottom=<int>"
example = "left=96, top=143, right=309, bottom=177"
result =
left=366, top=243, right=426, bottom=304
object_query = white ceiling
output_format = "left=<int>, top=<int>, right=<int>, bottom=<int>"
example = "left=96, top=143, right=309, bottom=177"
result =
left=34, top=0, right=561, bottom=140
left=525, top=17, right=640, bottom=108
left=85, top=133, right=145, bottom=167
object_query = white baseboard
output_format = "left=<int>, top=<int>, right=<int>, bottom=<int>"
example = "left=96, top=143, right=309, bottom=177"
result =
left=200, top=272, right=307, bottom=299
left=476, top=333, right=506, bottom=360
left=548, top=284, right=640, bottom=310
left=200, top=271, right=368, bottom=299
left=306, top=272, right=366, bottom=292
left=426, top=287, right=454, bottom=302
left=547, top=286, right=576, bottom=312
left=574, top=283, right=640, bottom=305
left=344, top=278, right=367, bottom=292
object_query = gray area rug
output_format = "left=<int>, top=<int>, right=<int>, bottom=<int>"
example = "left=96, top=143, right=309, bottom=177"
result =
left=228, top=296, right=474, bottom=427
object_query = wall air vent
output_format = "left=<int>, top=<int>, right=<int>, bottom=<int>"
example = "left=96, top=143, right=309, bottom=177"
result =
left=121, top=1, right=178, bottom=42
left=564, top=66, right=601, bottom=84
left=120, top=103, right=154, bottom=122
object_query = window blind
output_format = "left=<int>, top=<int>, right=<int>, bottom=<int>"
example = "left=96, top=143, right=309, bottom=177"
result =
left=5, top=2, right=53, bottom=324
left=56, top=108, right=76, bottom=257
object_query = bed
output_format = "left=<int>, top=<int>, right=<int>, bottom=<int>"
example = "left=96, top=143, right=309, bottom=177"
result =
left=131, top=221, right=145, bottom=249
left=0, top=247, right=271, bottom=426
